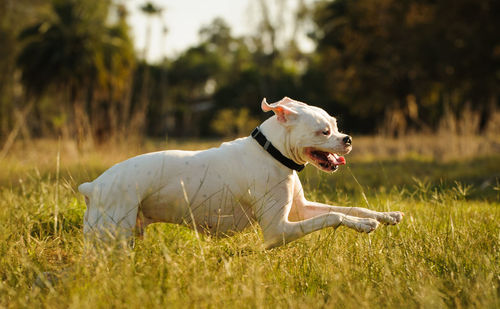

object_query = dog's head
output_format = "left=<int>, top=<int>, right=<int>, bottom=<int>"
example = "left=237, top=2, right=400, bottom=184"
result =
left=262, top=97, right=352, bottom=172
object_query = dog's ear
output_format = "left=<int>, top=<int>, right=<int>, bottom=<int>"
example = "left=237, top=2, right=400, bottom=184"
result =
left=261, top=97, right=298, bottom=123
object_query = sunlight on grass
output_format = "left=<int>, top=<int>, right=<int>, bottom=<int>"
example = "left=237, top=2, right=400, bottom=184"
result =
left=0, top=138, right=498, bottom=308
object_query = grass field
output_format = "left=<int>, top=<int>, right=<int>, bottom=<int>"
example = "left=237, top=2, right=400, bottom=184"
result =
left=0, top=136, right=499, bottom=308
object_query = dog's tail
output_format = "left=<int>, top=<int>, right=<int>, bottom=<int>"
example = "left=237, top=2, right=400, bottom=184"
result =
left=78, top=182, right=92, bottom=196
left=78, top=182, right=93, bottom=206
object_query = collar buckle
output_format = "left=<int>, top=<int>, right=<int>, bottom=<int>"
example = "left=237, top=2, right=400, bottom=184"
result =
left=263, top=140, right=270, bottom=150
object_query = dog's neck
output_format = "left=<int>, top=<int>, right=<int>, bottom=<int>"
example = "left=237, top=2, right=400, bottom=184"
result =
left=259, top=117, right=307, bottom=166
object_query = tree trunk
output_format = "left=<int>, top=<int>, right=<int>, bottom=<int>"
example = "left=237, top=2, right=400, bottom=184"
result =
left=71, top=86, right=93, bottom=149
left=0, top=99, right=34, bottom=160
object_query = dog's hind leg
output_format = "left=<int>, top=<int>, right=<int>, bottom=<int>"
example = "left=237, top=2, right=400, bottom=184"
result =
left=134, top=209, right=153, bottom=238
left=82, top=182, right=140, bottom=243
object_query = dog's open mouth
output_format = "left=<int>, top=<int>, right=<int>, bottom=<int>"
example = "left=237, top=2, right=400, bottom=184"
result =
left=305, top=148, right=346, bottom=172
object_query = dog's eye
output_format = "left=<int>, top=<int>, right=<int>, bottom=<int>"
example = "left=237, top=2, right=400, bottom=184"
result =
left=322, top=128, right=330, bottom=136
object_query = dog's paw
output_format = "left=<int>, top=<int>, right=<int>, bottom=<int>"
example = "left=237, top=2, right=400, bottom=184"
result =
left=354, top=218, right=380, bottom=233
left=376, top=211, right=404, bottom=225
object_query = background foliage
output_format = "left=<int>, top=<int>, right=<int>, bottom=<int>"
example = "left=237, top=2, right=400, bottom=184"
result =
left=1, top=0, right=499, bottom=147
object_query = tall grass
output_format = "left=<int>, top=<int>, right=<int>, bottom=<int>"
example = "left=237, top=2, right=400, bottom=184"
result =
left=0, top=135, right=498, bottom=308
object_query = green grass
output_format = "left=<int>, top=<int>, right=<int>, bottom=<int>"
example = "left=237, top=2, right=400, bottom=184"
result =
left=0, top=143, right=499, bottom=308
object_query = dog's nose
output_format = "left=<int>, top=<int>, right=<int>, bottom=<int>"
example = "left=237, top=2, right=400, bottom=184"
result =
left=343, top=135, right=352, bottom=146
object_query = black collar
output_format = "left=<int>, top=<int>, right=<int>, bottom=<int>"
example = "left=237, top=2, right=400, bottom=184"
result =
left=251, top=127, right=305, bottom=172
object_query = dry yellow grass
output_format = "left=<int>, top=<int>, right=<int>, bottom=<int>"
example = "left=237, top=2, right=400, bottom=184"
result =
left=0, top=134, right=498, bottom=308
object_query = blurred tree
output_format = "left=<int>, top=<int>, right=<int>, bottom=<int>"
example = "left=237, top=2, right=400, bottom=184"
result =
left=211, top=108, right=259, bottom=137
left=310, top=0, right=500, bottom=135
left=167, top=44, right=222, bottom=136
left=0, top=0, right=49, bottom=147
left=196, top=12, right=308, bottom=137
left=139, top=2, right=163, bottom=61
left=92, top=3, right=136, bottom=142
left=147, top=18, right=247, bottom=137
left=5, top=0, right=498, bottom=142
left=17, top=0, right=111, bottom=142
left=130, top=2, right=163, bottom=137
left=17, top=0, right=135, bottom=143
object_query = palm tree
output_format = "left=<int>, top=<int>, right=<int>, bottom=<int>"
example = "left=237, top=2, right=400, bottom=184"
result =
left=140, top=2, right=163, bottom=61
left=130, top=1, right=163, bottom=136
left=96, top=3, right=136, bottom=141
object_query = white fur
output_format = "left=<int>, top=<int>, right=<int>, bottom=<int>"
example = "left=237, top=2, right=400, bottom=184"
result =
left=79, top=97, right=403, bottom=248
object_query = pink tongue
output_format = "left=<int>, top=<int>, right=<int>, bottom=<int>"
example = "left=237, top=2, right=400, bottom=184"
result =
left=331, top=154, right=346, bottom=165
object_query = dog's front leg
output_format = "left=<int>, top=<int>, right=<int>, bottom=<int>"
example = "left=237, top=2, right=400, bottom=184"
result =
left=289, top=175, right=403, bottom=225
left=255, top=175, right=379, bottom=249
left=300, top=201, right=404, bottom=225
left=258, top=197, right=380, bottom=249
left=261, top=209, right=380, bottom=249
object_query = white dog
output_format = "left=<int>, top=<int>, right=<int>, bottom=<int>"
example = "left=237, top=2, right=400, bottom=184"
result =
left=79, top=97, right=403, bottom=248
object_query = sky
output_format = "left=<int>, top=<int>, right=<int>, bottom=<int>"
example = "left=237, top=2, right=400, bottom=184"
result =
left=125, top=0, right=315, bottom=62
